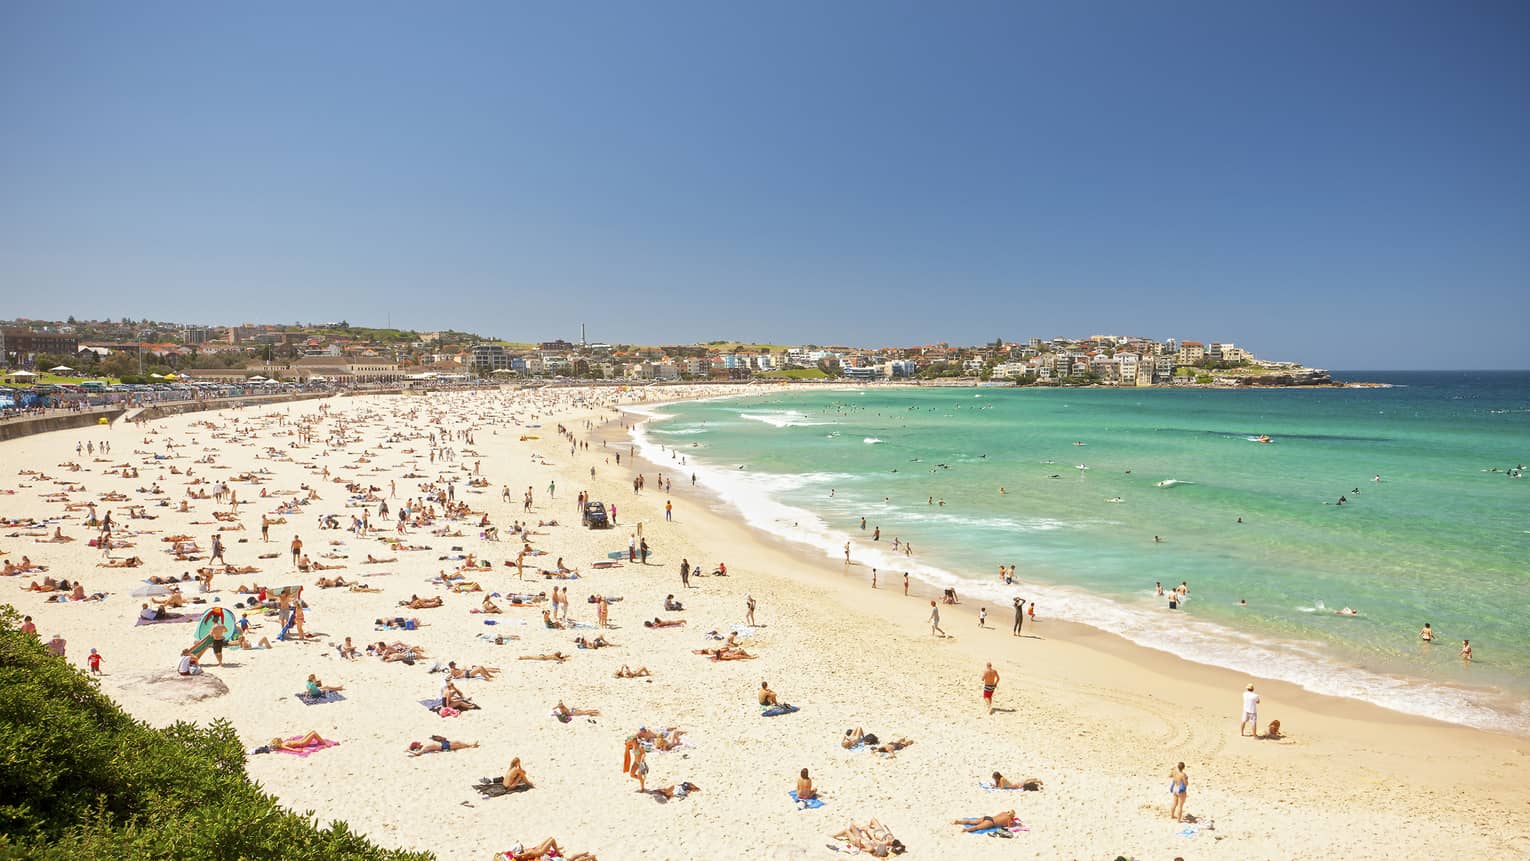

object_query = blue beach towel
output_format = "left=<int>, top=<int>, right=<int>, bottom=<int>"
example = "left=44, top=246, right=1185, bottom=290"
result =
left=788, top=791, right=824, bottom=810
left=296, top=691, right=345, bottom=705
left=980, top=782, right=1020, bottom=792
left=761, top=704, right=799, bottom=717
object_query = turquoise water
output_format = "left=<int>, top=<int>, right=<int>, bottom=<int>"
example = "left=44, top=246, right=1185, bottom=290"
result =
left=631, top=372, right=1530, bottom=734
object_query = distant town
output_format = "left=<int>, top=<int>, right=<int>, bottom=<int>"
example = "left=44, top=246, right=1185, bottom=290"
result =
left=1, top=317, right=1332, bottom=388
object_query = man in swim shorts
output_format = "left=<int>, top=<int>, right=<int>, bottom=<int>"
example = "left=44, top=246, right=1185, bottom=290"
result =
left=982, top=662, right=1000, bottom=715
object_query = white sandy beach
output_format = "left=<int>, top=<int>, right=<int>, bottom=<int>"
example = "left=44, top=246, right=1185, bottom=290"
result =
left=4, top=386, right=1528, bottom=860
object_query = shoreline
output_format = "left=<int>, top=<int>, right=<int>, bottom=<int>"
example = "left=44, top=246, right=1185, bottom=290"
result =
left=7, top=387, right=1527, bottom=859
left=623, top=393, right=1529, bottom=738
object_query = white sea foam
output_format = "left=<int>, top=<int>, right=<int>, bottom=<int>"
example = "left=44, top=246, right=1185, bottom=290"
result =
left=739, top=410, right=832, bottom=428
left=863, top=437, right=883, bottom=444
left=625, top=406, right=1530, bottom=736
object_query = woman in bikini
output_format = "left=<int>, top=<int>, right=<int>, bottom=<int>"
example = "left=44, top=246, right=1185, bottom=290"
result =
left=503, top=756, right=532, bottom=790
left=269, top=730, right=332, bottom=751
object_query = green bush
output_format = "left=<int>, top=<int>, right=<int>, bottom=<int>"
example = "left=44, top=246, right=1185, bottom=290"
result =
left=0, top=605, right=430, bottom=861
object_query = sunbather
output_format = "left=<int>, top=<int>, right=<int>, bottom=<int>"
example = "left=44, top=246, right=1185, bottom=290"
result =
left=518, top=652, right=568, bottom=662
left=408, top=735, right=479, bottom=756
left=269, top=730, right=331, bottom=751
left=644, top=617, right=685, bottom=628
left=552, top=700, right=600, bottom=722
left=649, top=781, right=699, bottom=801
left=448, top=661, right=499, bottom=680
left=832, top=820, right=905, bottom=856
left=991, top=772, right=1043, bottom=790
left=953, top=810, right=1017, bottom=832
left=503, top=756, right=533, bottom=790
left=614, top=665, right=651, bottom=678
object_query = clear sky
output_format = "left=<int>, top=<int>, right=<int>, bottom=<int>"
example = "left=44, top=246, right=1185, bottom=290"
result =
left=2, top=2, right=1527, bottom=368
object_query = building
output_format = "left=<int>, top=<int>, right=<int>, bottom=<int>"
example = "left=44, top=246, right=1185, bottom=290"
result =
left=1, top=329, right=80, bottom=366
left=1176, top=341, right=1206, bottom=366
left=468, top=344, right=512, bottom=373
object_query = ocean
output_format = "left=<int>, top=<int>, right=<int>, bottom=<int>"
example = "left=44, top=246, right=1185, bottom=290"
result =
left=629, top=372, right=1530, bottom=735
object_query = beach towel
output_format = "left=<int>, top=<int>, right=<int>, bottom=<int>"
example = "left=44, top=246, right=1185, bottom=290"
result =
left=980, top=782, right=1020, bottom=792
left=761, top=704, right=799, bottom=717
left=473, top=777, right=532, bottom=798
left=788, top=791, right=825, bottom=810
left=295, top=691, right=345, bottom=705
left=273, top=736, right=339, bottom=758
left=135, top=613, right=195, bottom=626
left=1177, top=825, right=1200, bottom=839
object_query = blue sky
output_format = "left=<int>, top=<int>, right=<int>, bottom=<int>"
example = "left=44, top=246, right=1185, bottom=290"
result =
left=2, top=2, right=1527, bottom=369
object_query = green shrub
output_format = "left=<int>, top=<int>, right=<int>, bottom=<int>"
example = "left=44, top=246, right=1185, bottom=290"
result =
left=0, top=605, right=430, bottom=861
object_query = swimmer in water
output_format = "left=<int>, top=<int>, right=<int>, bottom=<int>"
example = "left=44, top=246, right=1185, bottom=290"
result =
left=1419, top=623, right=1433, bottom=642
left=1335, top=607, right=1358, bottom=616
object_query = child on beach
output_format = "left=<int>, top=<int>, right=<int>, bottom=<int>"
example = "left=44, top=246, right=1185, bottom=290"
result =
left=87, top=648, right=103, bottom=675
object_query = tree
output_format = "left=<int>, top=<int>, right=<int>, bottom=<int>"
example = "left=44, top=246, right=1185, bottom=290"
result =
left=99, top=353, right=137, bottom=379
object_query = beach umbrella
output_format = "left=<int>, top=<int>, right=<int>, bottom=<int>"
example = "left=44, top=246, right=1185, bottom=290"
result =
left=163, top=373, right=176, bottom=380
left=49, top=365, right=73, bottom=372
left=248, top=375, right=266, bottom=381
left=8, top=370, right=37, bottom=377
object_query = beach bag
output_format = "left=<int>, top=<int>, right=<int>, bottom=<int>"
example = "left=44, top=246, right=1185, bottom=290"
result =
left=439, top=706, right=460, bottom=718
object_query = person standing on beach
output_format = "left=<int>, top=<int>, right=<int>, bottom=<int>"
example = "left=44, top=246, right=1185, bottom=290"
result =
left=260, top=515, right=270, bottom=542
left=903, top=573, right=909, bottom=596
left=981, top=662, right=1000, bottom=714
left=746, top=594, right=757, bottom=626
left=665, top=500, right=673, bottom=521
left=290, top=535, right=303, bottom=568
left=680, top=559, right=690, bottom=589
left=871, top=568, right=877, bottom=589
left=1240, top=684, right=1260, bottom=737
left=978, top=607, right=987, bottom=628
left=1012, top=598, right=1025, bottom=636
left=844, top=542, right=851, bottom=566
left=1168, top=762, right=1189, bottom=821
left=929, top=601, right=946, bottom=638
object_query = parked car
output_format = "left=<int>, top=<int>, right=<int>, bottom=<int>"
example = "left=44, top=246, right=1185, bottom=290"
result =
left=581, top=501, right=610, bottom=529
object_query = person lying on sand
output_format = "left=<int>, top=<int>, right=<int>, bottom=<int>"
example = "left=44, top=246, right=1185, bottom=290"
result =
left=871, top=738, right=914, bottom=755
left=500, top=837, right=595, bottom=861
left=832, top=820, right=905, bottom=856
left=991, top=772, right=1043, bottom=790
left=448, top=661, right=499, bottom=680
left=315, top=576, right=351, bottom=588
left=552, top=701, right=600, bottom=722
left=694, top=646, right=755, bottom=661
left=614, top=665, right=651, bottom=678
left=310, top=560, right=346, bottom=571
left=408, top=735, right=479, bottom=756
left=518, top=652, right=568, bottom=662
left=644, top=618, right=685, bottom=628
left=450, top=581, right=483, bottom=593
left=364, top=554, right=397, bottom=564
left=347, top=583, right=382, bottom=593
left=953, top=810, right=1017, bottom=832
left=649, top=782, right=699, bottom=801
left=574, top=635, right=613, bottom=649
left=268, top=730, right=332, bottom=751
left=400, top=595, right=443, bottom=609
left=152, top=591, right=188, bottom=608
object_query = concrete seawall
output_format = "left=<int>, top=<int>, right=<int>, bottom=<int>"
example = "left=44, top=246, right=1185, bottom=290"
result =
left=0, top=391, right=336, bottom=442
left=0, top=409, right=129, bottom=443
